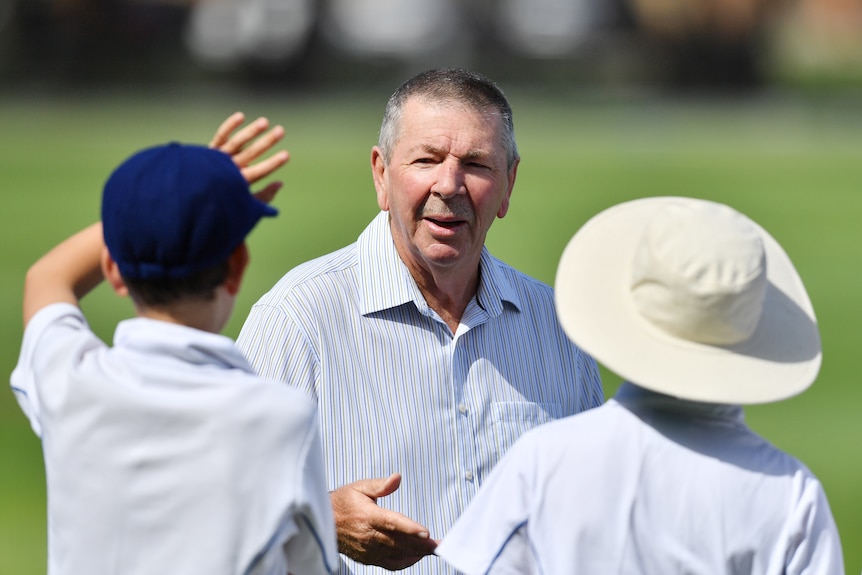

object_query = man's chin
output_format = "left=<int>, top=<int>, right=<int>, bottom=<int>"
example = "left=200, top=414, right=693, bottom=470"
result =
left=421, top=244, right=471, bottom=268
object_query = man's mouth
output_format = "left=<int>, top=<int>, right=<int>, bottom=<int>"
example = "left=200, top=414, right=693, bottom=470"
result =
left=425, top=217, right=464, bottom=229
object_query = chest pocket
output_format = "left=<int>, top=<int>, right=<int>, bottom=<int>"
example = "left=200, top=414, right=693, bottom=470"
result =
left=491, top=401, right=563, bottom=459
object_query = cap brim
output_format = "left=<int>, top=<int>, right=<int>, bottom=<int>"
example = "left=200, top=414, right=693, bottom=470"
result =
left=555, top=197, right=821, bottom=405
left=255, top=199, right=279, bottom=218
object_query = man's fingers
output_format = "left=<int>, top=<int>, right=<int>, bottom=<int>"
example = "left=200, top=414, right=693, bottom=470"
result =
left=350, top=523, right=436, bottom=571
left=369, top=528, right=438, bottom=570
left=352, top=473, right=403, bottom=500
left=375, top=510, right=431, bottom=539
left=377, top=472, right=402, bottom=496
left=331, top=477, right=436, bottom=570
left=392, top=531, right=438, bottom=555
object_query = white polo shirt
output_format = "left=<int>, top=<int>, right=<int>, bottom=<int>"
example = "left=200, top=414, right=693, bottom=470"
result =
left=435, top=383, right=844, bottom=575
left=11, top=303, right=337, bottom=575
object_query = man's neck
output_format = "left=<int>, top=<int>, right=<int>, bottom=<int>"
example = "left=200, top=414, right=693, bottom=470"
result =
left=408, top=260, right=481, bottom=335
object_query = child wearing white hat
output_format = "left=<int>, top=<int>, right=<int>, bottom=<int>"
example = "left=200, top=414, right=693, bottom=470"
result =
left=435, top=197, right=844, bottom=574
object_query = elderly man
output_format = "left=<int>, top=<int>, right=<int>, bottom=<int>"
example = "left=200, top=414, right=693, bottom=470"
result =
left=235, top=68, right=604, bottom=574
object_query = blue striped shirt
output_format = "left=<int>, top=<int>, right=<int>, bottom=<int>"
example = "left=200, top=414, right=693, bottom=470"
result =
left=237, top=211, right=604, bottom=575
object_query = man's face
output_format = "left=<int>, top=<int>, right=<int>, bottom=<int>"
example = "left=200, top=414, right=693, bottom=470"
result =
left=372, top=97, right=518, bottom=280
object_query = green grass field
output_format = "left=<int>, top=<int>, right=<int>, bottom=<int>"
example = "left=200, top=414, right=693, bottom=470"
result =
left=1, top=88, right=860, bottom=573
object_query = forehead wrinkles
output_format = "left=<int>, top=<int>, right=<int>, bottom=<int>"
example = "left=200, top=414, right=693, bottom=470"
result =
left=416, top=141, right=492, bottom=162
left=400, top=100, right=503, bottom=160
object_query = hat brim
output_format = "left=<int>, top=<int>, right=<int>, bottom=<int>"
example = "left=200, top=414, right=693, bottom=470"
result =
left=555, top=197, right=821, bottom=405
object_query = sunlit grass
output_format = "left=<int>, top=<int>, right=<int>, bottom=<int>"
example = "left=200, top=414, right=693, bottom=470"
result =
left=1, top=89, right=860, bottom=573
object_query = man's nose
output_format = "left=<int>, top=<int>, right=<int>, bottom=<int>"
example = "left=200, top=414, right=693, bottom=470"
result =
left=430, top=160, right=466, bottom=198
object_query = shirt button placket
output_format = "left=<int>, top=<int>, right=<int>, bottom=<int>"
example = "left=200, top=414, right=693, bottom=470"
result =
left=452, top=336, right=477, bottom=494
left=458, top=404, right=475, bottom=481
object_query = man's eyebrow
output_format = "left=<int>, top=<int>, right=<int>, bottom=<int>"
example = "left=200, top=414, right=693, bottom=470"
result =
left=419, top=143, right=445, bottom=155
left=410, top=144, right=492, bottom=161
left=461, top=149, right=489, bottom=161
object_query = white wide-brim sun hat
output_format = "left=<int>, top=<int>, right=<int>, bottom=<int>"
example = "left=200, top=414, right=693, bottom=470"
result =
left=555, top=196, right=821, bottom=405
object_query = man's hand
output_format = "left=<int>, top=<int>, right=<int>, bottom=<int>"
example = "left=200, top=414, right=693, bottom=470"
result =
left=209, top=112, right=290, bottom=202
left=331, top=473, right=438, bottom=570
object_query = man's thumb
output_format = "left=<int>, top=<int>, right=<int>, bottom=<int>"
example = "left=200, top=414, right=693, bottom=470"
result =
left=366, top=472, right=402, bottom=499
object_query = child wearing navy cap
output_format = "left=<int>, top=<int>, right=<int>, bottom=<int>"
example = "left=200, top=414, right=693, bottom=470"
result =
left=10, top=129, right=337, bottom=575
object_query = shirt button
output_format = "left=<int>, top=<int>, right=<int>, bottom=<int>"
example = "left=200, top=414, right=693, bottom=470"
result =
left=465, top=470, right=474, bottom=481
left=458, top=403, right=467, bottom=414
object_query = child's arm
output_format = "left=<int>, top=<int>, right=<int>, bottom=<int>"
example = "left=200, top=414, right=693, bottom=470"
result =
left=23, top=222, right=104, bottom=327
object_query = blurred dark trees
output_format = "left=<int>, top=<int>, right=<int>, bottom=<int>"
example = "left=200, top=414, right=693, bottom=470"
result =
left=1, top=0, right=859, bottom=93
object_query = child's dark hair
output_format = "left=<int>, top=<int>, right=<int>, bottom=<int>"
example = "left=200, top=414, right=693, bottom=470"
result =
left=123, top=259, right=230, bottom=307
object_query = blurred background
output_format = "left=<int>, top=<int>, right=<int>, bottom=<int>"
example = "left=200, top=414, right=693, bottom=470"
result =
left=1, top=0, right=862, bottom=92
left=2, top=0, right=861, bottom=573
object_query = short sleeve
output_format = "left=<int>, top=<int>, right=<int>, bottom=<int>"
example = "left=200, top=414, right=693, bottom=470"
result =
left=784, top=476, right=845, bottom=575
left=10, top=303, right=93, bottom=437
left=282, top=412, right=338, bottom=575
left=486, top=525, right=540, bottom=575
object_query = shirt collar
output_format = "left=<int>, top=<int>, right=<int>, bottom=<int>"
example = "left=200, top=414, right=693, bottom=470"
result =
left=614, top=381, right=746, bottom=425
left=357, top=211, right=522, bottom=316
left=114, top=317, right=256, bottom=373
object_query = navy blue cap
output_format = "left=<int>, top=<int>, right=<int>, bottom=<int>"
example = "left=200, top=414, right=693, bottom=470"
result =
left=102, top=142, right=277, bottom=280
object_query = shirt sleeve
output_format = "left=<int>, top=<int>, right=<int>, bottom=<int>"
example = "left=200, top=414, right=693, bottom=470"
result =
left=486, top=525, right=541, bottom=575
left=10, top=303, right=92, bottom=437
left=436, top=430, right=540, bottom=575
left=236, top=303, right=318, bottom=400
left=282, top=411, right=338, bottom=575
left=784, top=475, right=845, bottom=575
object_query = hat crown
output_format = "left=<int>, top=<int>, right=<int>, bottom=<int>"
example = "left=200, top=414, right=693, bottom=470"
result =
left=631, top=202, right=767, bottom=345
left=554, top=196, right=820, bottom=405
left=102, top=143, right=277, bottom=280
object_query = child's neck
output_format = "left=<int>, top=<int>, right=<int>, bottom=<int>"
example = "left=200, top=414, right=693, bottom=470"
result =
left=135, top=292, right=233, bottom=334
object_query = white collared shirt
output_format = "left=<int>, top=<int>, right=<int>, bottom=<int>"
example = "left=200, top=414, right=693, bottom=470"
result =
left=237, top=211, right=604, bottom=575
left=436, top=382, right=845, bottom=575
left=11, top=303, right=337, bottom=575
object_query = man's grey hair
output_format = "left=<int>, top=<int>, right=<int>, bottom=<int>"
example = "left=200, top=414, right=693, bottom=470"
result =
left=377, top=68, right=520, bottom=170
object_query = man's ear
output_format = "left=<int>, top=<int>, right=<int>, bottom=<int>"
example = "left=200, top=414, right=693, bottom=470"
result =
left=497, top=158, right=519, bottom=219
left=101, top=248, right=129, bottom=297
left=371, top=146, right=389, bottom=211
left=225, top=243, right=250, bottom=296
